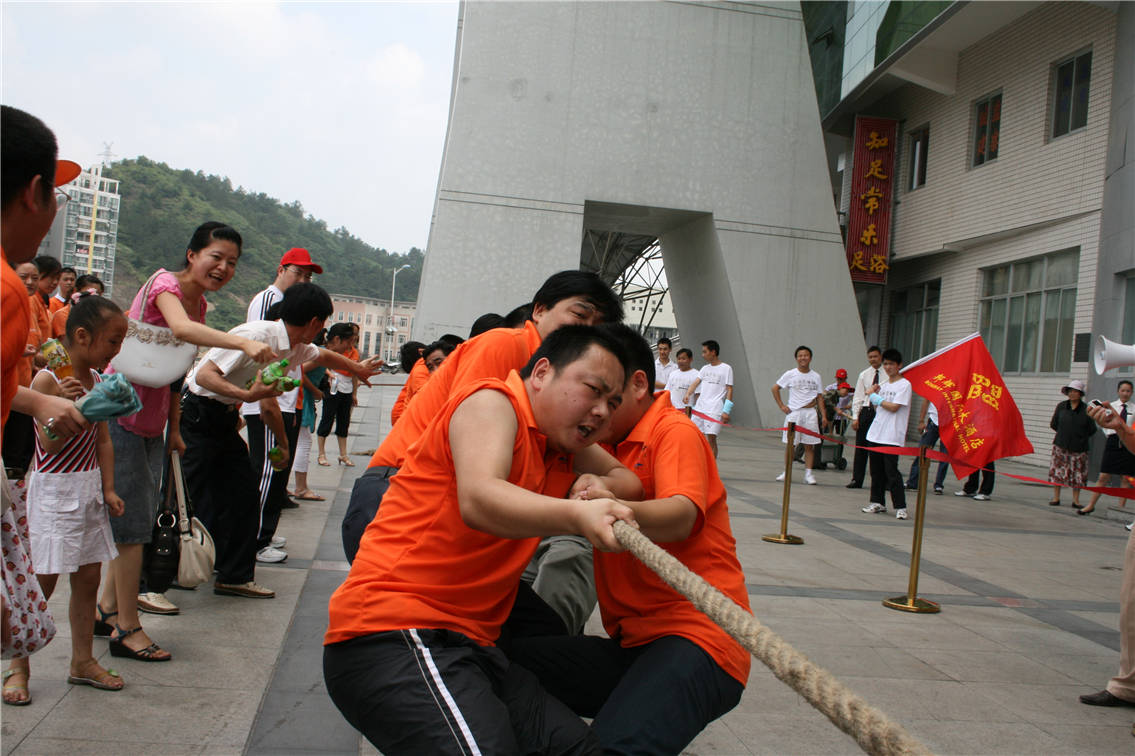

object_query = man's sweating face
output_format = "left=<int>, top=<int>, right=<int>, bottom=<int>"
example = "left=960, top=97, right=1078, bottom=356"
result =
left=534, top=344, right=625, bottom=453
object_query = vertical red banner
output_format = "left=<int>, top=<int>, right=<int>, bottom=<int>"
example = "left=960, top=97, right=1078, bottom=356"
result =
left=846, top=116, right=897, bottom=284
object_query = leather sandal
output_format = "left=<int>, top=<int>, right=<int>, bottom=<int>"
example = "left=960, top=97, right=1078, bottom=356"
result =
left=2, top=668, right=31, bottom=706
left=67, top=661, right=124, bottom=691
left=317, top=454, right=330, bottom=467
left=94, top=604, right=117, bottom=638
left=338, top=456, right=355, bottom=467
left=109, top=626, right=171, bottom=662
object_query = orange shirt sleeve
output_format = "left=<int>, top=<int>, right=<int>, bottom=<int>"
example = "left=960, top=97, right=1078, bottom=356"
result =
left=1, top=251, right=33, bottom=435
left=51, top=306, right=69, bottom=338
left=390, top=359, right=430, bottom=425
left=48, top=296, right=65, bottom=314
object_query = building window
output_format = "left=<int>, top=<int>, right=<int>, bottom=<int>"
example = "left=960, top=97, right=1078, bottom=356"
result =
left=972, top=93, right=1001, bottom=167
left=980, top=248, right=1079, bottom=374
left=1051, top=50, right=1092, bottom=139
left=399, top=317, right=407, bottom=327
left=366, top=314, right=372, bottom=325
left=363, top=332, right=371, bottom=354
left=889, top=281, right=940, bottom=363
left=908, top=126, right=929, bottom=190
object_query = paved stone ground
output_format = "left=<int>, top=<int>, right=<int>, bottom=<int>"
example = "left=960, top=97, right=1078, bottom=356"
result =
left=4, top=380, right=1134, bottom=755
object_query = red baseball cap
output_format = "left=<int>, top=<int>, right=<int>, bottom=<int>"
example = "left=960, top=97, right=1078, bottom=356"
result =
left=835, top=368, right=848, bottom=379
left=55, top=160, right=81, bottom=187
left=279, top=247, right=323, bottom=274
left=838, top=382, right=852, bottom=390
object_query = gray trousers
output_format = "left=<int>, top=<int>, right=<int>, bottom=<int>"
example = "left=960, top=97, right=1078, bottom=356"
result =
left=521, top=535, right=596, bottom=635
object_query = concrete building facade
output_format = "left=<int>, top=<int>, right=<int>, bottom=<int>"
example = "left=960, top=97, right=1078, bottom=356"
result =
left=38, top=165, right=121, bottom=294
left=808, top=1, right=1133, bottom=468
left=329, top=294, right=416, bottom=362
left=415, top=0, right=868, bottom=427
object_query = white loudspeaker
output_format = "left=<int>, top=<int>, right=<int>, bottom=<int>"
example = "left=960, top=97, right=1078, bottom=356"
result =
left=1095, top=335, right=1135, bottom=374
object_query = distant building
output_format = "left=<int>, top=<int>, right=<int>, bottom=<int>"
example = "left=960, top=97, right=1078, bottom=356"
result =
left=624, top=291, right=679, bottom=348
left=38, top=164, right=121, bottom=294
left=330, top=294, right=416, bottom=362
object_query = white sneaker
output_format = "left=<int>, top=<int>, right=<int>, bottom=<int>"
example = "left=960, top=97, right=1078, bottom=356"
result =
left=954, top=491, right=970, bottom=497
left=270, top=535, right=287, bottom=548
left=862, top=503, right=886, bottom=514
left=137, top=592, right=179, bottom=615
left=775, top=472, right=786, bottom=482
left=256, top=546, right=288, bottom=563
left=1126, top=522, right=1132, bottom=532
left=895, top=508, right=908, bottom=520
left=972, top=494, right=990, bottom=501
left=804, top=471, right=817, bottom=485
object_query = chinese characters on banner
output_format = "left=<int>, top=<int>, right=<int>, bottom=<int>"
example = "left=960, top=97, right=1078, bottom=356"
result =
left=902, top=333, right=1034, bottom=479
left=846, top=116, right=898, bottom=284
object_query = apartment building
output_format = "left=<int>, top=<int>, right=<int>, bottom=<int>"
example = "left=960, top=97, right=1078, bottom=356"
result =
left=329, top=294, right=416, bottom=362
left=38, top=164, right=121, bottom=294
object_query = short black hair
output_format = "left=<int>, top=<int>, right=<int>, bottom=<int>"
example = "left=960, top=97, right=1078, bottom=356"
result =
left=185, top=221, right=243, bottom=266
left=34, top=255, right=62, bottom=277
left=65, top=292, right=123, bottom=339
left=469, top=313, right=504, bottom=338
left=1, top=106, right=58, bottom=210
left=532, top=270, right=623, bottom=323
left=424, top=340, right=457, bottom=360
left=278, top=282, right=333, bottom=326
left=599, top=323, right=655, bottom=389
left=519, top=324, right=627, bottom=382
left=60, top=267, right=76, bottom=277
left=503, top=303, right=533, bottom=328
left=399, top=341, right=426, bottom=369
left=327, top=322, right=355, bottom=343
left=702, top=340, right=720, bottom=356
left=881, top=348, right=903, bottom=364
left=795, top=345, right=812, bottom=358
left=657, top=337, right=672, bottom=348
left=1119, top=380, right=1133, bottom=391
left=438, top=333, right=464, bottom=348
left=867, top=345, right=881, bottom=354
left=75, top=274, right=103, bottom=291
left=676, top=348, right=693, bottom=359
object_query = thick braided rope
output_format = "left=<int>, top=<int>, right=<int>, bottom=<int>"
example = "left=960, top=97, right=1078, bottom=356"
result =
left=612, top=521, right=932, bottom=756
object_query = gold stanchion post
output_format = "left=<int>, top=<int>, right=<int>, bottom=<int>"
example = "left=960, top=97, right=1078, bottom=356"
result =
left=883, top=445, right=940, bottom=613
left=763, top=421, right=804, bottom=545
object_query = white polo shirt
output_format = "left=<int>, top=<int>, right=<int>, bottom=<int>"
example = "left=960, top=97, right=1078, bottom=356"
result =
left=186, top=320, right=319, bottom=406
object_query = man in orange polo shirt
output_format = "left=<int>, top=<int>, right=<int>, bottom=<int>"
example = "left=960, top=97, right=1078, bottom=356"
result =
left=389, top=340, right=426, bottom=425
left=324, top=325, right=641, bottom=755
left=508, top=326, right=751, bottom=754
left=341, top=270, right=622, bottom=561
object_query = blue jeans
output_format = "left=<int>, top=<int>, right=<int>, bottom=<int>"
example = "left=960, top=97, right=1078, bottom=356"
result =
left=906, top=421, right=949, bottom=490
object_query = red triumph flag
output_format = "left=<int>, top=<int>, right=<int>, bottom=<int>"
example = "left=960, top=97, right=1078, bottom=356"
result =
left=901, top=333, right=1034, bottom=479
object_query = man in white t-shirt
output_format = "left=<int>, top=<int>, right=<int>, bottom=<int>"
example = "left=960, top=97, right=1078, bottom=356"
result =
left=684, top=340, right=733, bottom=458
left=244, top=247, right=324, bottom=564
left=181, top=283, right=379, bottom=598
left=654, top=337, right=677, bottom=390
left=664, top=347, right=698, bottom=415
left=772, top=346, right=828, bottom=486
left=861, top=348, right=912, bottom=519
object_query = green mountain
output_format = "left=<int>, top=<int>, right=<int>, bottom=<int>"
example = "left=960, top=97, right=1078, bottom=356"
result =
left=103, top=157, right=423, bottom=331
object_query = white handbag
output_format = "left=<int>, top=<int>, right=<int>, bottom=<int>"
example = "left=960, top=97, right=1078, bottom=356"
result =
left=109, top=271, right=198, bottom=388
left=170, top=451, right=215, bottom=589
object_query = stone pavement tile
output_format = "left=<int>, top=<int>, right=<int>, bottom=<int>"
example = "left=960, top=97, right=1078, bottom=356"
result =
left=975, top=625, right=1117, bottom=656
left=247, top=684, right=359, bottom=755
left=930, top=604, right=1057, bottom=631
left=755, top=617, right=883, bottom=649
left=1034, top=722, right=1135, bottom=754
left=831, top=677, right=1023, bottom=722
left=733, top=671, right=830, bottom=716
left=905, top=648, right=1082, bottom=684
left=106, top=642, right=280, bottom=690
left=7, top=739, right=213, bottom=755
left=1071, top=609, right=1123, bottom=627
left=260, top=614, right=329, bottom=693
left=718, top=711, right=862, bottom=755
left=1035, top=653, right=1122, bottom=687
left=747, top=595, right=846, bottom=621
left=794, top=644, right=951, bottom=681
left=680, top=717, right=750, bottom=755
left=966, top=681, right=1131, bottom=725
left=849, top=619, right=1004, bottom=651
left=906, top=719, right=1065, bottom=755
left=25, top=683, right=259, bottom=747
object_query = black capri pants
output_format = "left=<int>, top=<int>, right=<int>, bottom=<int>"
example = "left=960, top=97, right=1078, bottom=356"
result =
left=318, top=391, right=353, bottom=438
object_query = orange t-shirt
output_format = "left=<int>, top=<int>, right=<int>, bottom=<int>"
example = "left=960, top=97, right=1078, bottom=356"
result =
left=369, top=321, right=542, bottom=469
left=326, top=371, right=558, bottom=647
left=390, top=358, right=430, bottom=425
left=48, top=296, right=66, bottom=314
left=1, top=249, right=33, bottom=436
left=334, top=347, right=360, bottom=377
left=28, top=293, right=51, bottom=351
left=596, top=392, right=752, bottom=686
left=50, top=305, right=69, bottom=338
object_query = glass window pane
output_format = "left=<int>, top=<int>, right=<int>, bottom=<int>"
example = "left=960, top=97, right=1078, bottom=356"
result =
left=1012, top=259, right=1043, bottom=292
left=988, top=95, right=1001, bottom=161
left=926, top=280, right=941, bottom=308
left=924, top=305, right=938, bottom=355
left=980, top=300, right=993, bottom=342
left=974, top=100, right=989, bottom=165
left=1005, top=296, right=1024, bottom=372
left=1053, top=60, right=1073, bottom=138
left=984, top=266, right=1009, bottom=296
left=1056, top=288, right=1077, bottom=371
left=1040, top=291, right=1062, bottom=372
left=1046, top=248, right=1080, bottom=286
left=1021, top=293, right=1042, bottom=372
left=912, top=310, right=925, bottom=359
left=989, top=299, right=1007, bottom=369
left=1124, top=276, right=1135, bottom=346
left=1072, top=52, right=1092, bottom=131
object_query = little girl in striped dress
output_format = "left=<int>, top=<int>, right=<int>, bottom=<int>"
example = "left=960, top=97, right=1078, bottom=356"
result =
left=3, top=294, right=128, bottom=698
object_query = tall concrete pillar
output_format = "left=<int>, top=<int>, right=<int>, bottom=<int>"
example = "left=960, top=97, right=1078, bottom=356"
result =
left=415, top=1, right=866, bottom=426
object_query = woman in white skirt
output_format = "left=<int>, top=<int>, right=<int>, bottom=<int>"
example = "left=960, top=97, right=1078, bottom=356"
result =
left=3, top=294, right=129, bottom=701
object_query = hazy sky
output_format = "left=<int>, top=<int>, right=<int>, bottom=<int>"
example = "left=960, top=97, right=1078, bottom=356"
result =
left=2, top=1, right=459, bottom=254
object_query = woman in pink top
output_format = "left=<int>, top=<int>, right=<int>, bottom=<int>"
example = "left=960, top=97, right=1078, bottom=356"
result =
left=95, top=222, right=276, bottom=661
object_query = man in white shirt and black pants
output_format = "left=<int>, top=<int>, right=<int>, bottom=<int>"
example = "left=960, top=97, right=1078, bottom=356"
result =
left=244, top=248, right=323, bottom=564
left=860, top=348, right=912, bottom=519
left=847, top=346, right=883, bottom=489
left=772, top=345, right=827, bottom=485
